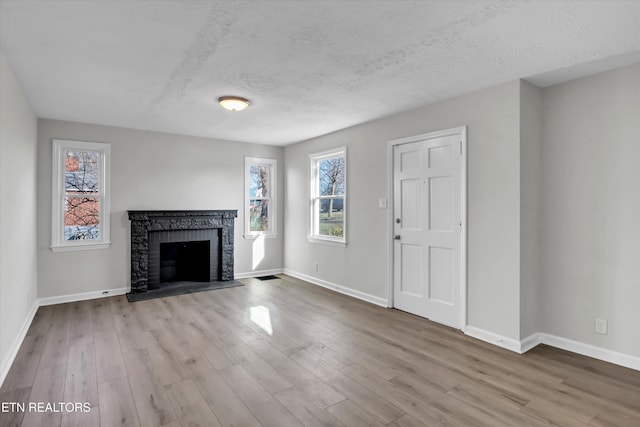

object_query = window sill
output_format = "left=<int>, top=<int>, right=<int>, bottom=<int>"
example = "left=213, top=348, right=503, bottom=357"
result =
left=51, top=242, right=111, bottom=253
left=243, top=234, right=278, bottom=240
left=307, top=236, right=347, bottom=247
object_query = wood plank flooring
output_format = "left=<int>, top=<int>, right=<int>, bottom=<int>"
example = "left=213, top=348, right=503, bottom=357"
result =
left=1, top=274, right=639, bottom=426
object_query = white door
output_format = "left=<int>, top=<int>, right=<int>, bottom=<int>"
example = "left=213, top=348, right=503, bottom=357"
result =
left=392, top=128, right=464, bottom=328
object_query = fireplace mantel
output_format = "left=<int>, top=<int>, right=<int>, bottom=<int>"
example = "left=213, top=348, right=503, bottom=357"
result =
left=128, top=210, right=237, bottom=294
left=128, top=209, right=237, bottom=221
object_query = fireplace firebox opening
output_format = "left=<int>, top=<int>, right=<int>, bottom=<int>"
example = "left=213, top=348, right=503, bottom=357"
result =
left=160, top=240, right=210, bottom=284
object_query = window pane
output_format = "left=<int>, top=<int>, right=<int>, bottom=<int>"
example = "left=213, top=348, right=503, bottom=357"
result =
left=318, top=197, right=344, bottom=237
left=64, top=196, right=100, bottom=240
left=249, top=165, right=269, bottom=198
left=319, top=157, right=345, bottom=196
left=65, top=150, right=99, bottom=193
left=250, top=199, right=269, bottom=232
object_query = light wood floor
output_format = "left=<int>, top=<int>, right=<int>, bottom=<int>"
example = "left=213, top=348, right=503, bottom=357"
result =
left=1, top=275, right=639, bottom=427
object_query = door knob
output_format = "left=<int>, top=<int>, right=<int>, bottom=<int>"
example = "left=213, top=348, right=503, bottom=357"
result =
left=394, top=235, right=401, bottom=240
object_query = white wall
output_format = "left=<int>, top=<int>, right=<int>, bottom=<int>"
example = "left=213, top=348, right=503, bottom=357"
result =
left=0, top=52, right=38, bottom=379
left=37, top=120, right=284, bottom=298
left=520, top=80, right=542, bottom=338
left=540, top=64, right=640, bottom=357
left=285, top=81, right=523, bottom=340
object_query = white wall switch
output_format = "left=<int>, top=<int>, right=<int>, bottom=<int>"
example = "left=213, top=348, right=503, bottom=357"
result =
left=595, top=318, right=608, bottom=335
left=378, top=198, right=387, bottom=209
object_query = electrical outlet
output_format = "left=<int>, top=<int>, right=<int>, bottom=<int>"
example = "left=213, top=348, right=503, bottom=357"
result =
left=313, top=262, right=318, bottom=272
left=378, top=198, right=387, bottom=209
left=595, top=318, right=608, bottom=335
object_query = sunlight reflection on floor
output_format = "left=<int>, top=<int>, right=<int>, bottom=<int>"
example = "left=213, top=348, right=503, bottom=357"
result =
left=250, top=305, right=273, bottom=335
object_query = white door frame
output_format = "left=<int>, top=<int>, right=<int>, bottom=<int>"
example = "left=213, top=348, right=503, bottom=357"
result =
left=387, top=126, right=467, bottom=331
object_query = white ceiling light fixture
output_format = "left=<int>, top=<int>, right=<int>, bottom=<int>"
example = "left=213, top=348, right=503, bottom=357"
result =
left=218, top=96, right=250, bottom=111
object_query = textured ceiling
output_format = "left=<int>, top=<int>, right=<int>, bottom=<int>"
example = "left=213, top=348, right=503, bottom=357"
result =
left=1, top=0, right=639, bottom=145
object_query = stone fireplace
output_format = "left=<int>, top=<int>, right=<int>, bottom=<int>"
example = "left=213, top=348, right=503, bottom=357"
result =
left=128, top=210, right=237, bottom=296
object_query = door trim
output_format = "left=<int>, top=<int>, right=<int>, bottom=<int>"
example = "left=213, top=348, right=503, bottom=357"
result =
left=387, top=126, right=467, bottom=331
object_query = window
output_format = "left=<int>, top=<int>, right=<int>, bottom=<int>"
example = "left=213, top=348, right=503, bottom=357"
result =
left=309, top=147, right=346, bottom=246
left=244, top=157, right=277, bottom=238
left=51, top=139, right=111, bottom=252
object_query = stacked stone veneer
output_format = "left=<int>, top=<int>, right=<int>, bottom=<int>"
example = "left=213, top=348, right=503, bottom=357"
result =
left=128, top=210, right=237, bottom=293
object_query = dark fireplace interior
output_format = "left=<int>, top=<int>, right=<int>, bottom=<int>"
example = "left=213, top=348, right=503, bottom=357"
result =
left=147, top=228, right=220, bottom=290
left=160, top=240, right=210, bottom=284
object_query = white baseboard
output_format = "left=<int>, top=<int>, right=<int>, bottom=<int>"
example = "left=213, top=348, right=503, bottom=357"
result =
left=38, top=287, right=129, bottom=306
left=520, top=332, right=541, bottom=353
left=283, top=269, right=388, bottom=307
left=234, top=268, right=284, bottom=279
left=466, top=327, right=640, bottom=371
left=531, top=333, right=640, bottom=372
left=464, top=326, right=523, bottom=353
left=0, top=300, right=38, bottom=387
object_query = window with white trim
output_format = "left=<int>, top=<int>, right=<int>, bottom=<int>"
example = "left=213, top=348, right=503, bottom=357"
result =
left=309, top=147, right=346, bottom=246
left=245, top=157, right=276, bottom=238
left=51, top=139, right=111, bottom=252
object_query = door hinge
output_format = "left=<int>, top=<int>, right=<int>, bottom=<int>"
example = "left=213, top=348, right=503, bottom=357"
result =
left=459, top=140, right=462, bottom=155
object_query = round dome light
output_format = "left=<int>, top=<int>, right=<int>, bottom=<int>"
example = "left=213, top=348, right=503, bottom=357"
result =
left=218, top=96, right=250, bottom=111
